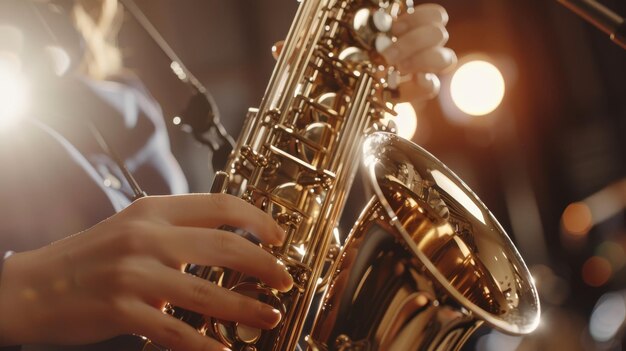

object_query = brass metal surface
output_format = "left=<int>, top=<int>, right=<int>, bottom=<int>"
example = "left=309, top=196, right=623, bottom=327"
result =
left=308, top=133, right=540, bottom=350
left=144, top=1, right=540, bottom=350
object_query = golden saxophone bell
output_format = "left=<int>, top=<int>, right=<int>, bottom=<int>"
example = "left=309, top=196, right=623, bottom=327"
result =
left=309, top=132, right=540, bottom=350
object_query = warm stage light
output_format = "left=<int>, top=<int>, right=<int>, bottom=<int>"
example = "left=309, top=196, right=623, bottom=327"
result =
left=0, top=54, right=28, bottom=130
left=597, top=241, right=626, bottom=271
left=561, top=201, right=593, bottom=236
left=590, top=292, right=626, bottom=342
left=384, top=102, right=417, bottom=140
left=582, top=256, right=612, bottom=287
left=450, top=60, right=505, bottom=116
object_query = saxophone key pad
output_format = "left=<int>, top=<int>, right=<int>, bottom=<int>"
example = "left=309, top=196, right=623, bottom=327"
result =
left=211, top=282, right=283, bottom=349
left=372, top=10, right=393, bottom=32
left=338, top=47, right=368, bottom=64
left=352, top=6, right=395, bottom=50
left=374, top=34, right=393, bottom=53
left=282, top=259, right=311, bottom=292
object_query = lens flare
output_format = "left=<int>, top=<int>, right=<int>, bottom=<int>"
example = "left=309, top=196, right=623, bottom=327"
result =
left=590, top=292, right=626, bottom=342
left=561, top=202, right=593, bottom=236
left=450, top=60, right=505, bottom=116
left=0, top=53, right=28, bottom=130
left=384, top=102, right=418, bottom=140
left=582, top=256, right=612, bottom=287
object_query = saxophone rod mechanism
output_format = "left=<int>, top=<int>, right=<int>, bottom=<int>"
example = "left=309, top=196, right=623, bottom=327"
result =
left=556, top=0, right=626, bottom=49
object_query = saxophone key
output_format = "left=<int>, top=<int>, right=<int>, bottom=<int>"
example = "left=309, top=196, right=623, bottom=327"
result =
left=240, top=145, right=270, bottom=168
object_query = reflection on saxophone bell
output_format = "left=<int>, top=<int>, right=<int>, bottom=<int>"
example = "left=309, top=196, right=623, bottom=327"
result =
left=309, top=132, right=540, bottom=350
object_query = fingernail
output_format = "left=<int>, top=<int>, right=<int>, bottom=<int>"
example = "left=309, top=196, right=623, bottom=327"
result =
left=277, top=260, right=294, bottom=292
left=441, top=9, right=450, bottom=26
left=275, top=224, right=287, bottom=242
left=260, top=304, right=282, bottom=327
left=382, top=47, right=400, bottom=63
left=445, top=48, right=457, bottom=67
left=282, top=272, right=294, bottom=292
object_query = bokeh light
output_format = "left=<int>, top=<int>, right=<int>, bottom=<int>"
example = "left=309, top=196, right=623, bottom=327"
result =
left=450, top=60, right=505, bottom=116
left=531, top=264, right=570, bottom=305
left=384, top=102, right=417, bottom=140
left=589, top=292, right=626, bottom=342
left=561, top=202, right=593, bottom=236
left=596, top=241, right=626, bottom=272
left=582, top=256, right=612, bottom=287
left=476, top=330, right=523, bottom=351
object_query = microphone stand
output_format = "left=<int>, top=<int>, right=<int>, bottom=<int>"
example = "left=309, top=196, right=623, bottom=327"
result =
left=557, top=0, right=626, bottom=50
left=119, top=0, right=235, bottom=170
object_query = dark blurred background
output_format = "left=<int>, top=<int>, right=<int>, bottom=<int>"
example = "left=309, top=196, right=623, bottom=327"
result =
left=119, top=1, right=626, bottom=350
left=3, top=0, right=626, bottom=350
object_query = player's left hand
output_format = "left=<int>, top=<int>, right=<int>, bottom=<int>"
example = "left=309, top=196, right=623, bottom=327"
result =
left=382, top=3, right=456, bottom=103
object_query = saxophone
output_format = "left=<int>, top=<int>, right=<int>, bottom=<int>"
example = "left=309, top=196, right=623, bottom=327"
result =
left=150, top=0, right=541, bottom=350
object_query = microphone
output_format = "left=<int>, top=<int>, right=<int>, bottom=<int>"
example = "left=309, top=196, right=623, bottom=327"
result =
left=557, top=0, right=626, bottom=50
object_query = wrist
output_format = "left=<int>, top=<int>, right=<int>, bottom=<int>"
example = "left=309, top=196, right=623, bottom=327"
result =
left=0, top=251, right=40, bottom=346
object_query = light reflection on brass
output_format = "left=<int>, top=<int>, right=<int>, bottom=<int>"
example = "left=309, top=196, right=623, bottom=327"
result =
left=386, top=186, right=505, bottom=315
left=310, top=133, right=539, bottom=350
left=155, top=0, right=539, bottom=348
